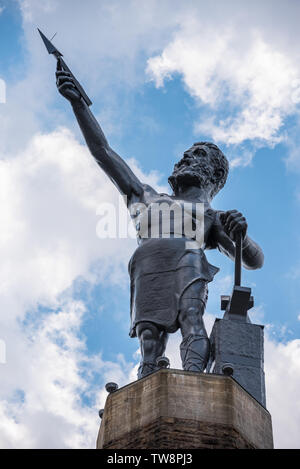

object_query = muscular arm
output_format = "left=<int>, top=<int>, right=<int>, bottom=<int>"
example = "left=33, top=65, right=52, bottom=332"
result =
left=71, top=99, right=143, bottom=198
left=212, top=211, right=264, bottom=270
left=56, top=68, right=143, bottom=201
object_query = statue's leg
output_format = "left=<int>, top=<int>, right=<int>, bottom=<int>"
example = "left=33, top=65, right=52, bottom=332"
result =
left=136, top=321, right=168, bottom=379
left=178, top=296, right=210, bottom=373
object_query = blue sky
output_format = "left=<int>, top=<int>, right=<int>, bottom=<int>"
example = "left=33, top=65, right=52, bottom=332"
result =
left=0, top=0, right=300, bottom=449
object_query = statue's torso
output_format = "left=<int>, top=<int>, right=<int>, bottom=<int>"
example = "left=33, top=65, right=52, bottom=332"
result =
left=127, top=186, right=219, bottom=337
left=129, top=186, right=216, bottom=249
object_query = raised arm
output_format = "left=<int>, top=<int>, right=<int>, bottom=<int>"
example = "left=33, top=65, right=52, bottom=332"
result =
left=211, top=210, right=264, bottom=270
left=56, top=66, right=143, bottom=201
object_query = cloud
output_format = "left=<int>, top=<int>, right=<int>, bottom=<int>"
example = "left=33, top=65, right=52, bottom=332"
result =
left=0, top=0, right=299, bottom=449
left=265, top=336, right=300, bottom=448
left=0, top=0, right=180, bottom=154
left=144, top=1, right=300, bottom=165
left=147, top=17, right=300, bottom=154
left=0, top=128, right=132, bottom=312
left=283, top=114, right=300, bottom=173
left=3, top=0, right=298, bottom=164
left=0, top=298, right=137, bottom=448
left=0, top=1, right=178, bottom=446
left=0, top=127, right=164, bottom=448
left=0, top=126, right=299, bottom=448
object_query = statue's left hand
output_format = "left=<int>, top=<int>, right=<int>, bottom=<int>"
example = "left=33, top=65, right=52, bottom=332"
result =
left=219, top=210, right=248, bottom=241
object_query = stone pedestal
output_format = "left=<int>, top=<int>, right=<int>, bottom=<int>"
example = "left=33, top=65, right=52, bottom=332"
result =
left=97, top=369, right=273, bottom=449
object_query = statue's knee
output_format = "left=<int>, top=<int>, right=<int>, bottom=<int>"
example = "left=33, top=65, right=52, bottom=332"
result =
left=141, top=329, right=154, bottom=343
left=180, top=306, right=200, bottom=322
left=136, top=322, right=158, bottom=341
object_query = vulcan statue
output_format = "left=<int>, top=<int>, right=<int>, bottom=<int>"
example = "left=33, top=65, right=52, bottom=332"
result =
left=55, top=59, right=264, bottom=380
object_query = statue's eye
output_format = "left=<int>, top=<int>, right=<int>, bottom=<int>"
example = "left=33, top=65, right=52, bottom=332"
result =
left=194, top=148, right=207, bottom=157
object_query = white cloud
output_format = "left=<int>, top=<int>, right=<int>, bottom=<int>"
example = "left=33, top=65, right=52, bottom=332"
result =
left=0, top=0, right=299, bottom=449
left=0, top=127, right=164, bottom=448
left=283, top=113, right=300, bottom=173
left=0, top=127, right=168, bottom=308
left=0, top=128, right=134, bottom=311
left=0, top=0, right=173, bottom=443
left=147, top=17, right=300, bottom=152
left=265, top=336, right=300, bottom=448
left=0, top=129, right=299, bottom=448
left=0, top=299, right=136, bottom=448
left=1, top=0, right=298, bottom=163
left=0, top=0, right=181, bottom=155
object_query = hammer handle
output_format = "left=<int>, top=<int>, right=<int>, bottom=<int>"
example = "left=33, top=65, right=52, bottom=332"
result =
left=234, top=230, right=242, bottom=286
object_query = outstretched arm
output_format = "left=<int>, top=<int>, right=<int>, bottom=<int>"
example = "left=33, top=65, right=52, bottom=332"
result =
left=56, top=66, right=143, bottom=201
left=212, top=210, right=264, bottom=270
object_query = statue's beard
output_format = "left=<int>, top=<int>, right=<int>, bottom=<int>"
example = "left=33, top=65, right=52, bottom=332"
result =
left=168, top=163, right=213, bottom=193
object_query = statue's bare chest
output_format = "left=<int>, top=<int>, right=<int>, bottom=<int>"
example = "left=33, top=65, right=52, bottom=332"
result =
left=130, top=191, right=215, bottom=245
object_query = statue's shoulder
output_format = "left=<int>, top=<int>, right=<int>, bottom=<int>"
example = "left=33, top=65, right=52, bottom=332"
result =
left=128, top=183, right=158, bottom=206
left=142, top=183, right=158, bottom=196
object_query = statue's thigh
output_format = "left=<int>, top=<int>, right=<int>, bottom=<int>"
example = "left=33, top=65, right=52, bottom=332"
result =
left=181, top=278, right=208, bottom=301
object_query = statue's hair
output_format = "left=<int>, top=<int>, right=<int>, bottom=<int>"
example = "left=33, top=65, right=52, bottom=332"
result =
left=192, top=142, right=229, bottom=197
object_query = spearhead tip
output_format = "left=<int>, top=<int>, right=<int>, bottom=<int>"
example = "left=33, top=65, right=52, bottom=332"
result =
left=38, top=28, right=63, bottom=57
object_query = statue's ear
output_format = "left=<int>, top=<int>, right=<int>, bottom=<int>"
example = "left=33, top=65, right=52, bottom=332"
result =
left=213, top=168, right=224, bottom=183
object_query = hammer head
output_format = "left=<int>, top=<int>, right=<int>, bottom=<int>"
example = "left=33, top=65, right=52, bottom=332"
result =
left=221, top=286, right=254, bottom=323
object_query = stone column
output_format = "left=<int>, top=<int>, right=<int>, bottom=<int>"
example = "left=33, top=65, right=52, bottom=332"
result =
left=97, top=369, right=273, bottom=449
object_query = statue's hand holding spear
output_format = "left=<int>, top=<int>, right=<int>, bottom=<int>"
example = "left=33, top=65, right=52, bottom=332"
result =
left=56, top=59, right=82, bottom=104
left=39, top=28, right=144, bottom=200
left=38, top=28, right=92, bottom=106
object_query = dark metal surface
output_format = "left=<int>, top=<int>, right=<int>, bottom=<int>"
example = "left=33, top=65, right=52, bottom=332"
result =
left=156, top=356, right=170, bottom=369
left=105, top=382, right=118, bottom=394
left=38, top=29, right=63, bottom=56
left=234, top=231, right=242, bottom=286
left=208, top=227, right=266, bottom=406
left=222, top=363, right=234, bottom=376
left=209, top=318, right=266, bottom=407
left=223, top=286, right=253, bottom=322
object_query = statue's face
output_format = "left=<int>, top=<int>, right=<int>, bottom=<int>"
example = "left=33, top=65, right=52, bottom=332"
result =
left=169, top=144, right=214, bottom=191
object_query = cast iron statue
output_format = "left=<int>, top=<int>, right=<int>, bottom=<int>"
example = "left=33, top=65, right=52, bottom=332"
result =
left=55, top=63, right=264, bottom=379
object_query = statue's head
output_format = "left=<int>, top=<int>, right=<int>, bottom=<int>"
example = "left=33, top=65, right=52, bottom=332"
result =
left=168, top=142, right=229, bottom=198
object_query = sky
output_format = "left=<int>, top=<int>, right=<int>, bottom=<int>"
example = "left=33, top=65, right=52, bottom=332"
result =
left=0, top=0, right=300, bottom=449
